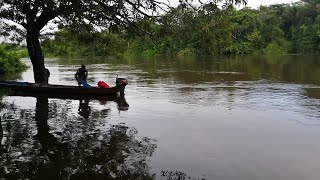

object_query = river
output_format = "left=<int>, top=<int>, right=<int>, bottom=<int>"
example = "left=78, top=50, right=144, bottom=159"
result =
left=0, top=55, right=320, bottom=180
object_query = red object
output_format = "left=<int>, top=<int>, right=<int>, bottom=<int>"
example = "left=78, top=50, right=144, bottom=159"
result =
left=97, top=81, right=109, bottom=88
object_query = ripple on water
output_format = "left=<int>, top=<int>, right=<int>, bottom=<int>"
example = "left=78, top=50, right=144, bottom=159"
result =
left=2, top=57, right=320, bottom=179
left=143, top=81, right=320, bottom=120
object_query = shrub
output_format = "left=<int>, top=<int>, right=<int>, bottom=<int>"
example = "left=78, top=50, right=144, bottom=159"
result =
left=14, top=49, right=29, bottom=58
left=0, top=45, right=27, bottom=74
left=142, top=49, right=157, bottom=57
left=177, top=48, right=196, bottom=57
left=262, top=42, right=287, bottom=55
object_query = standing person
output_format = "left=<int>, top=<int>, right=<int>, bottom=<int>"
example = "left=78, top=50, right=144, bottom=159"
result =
left=75, top=65, right=88, bottom=87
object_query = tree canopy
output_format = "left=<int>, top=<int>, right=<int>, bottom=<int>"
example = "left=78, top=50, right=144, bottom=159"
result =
left=0, top=0, right=246, bottom=83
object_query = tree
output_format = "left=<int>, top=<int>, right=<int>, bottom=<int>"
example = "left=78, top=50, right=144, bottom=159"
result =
left=0, top=0, right=162, bottom=83
left=0, top=0, right=246, bottom=83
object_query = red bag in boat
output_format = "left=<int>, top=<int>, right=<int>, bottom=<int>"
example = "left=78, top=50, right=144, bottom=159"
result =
left=97, top=81, right=109, bottom=88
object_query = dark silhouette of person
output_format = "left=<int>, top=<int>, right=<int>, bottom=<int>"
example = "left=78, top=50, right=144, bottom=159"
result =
left=78, top=99, right=91, bottom=118
left=75, top=65, right=88, bottom=87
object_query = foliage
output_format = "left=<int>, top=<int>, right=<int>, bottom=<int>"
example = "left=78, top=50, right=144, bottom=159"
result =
left=123, top=1, right=320, bottom=56
left=5, top=0, right=320, bottom=57
left=0, top=0, right=246, bottom=60
left=1, top=43, right=29, bottom=58
left=143, top=49, right=158, bottom=57
left=177, top=48, right=196, bottom=57
left=42, top=27, right=126, bottom=58
left=0, top=44, right=27, bottom=74
left=37, top=0, right=320, bottom=57
left=261, top=42, right=288, bottom=54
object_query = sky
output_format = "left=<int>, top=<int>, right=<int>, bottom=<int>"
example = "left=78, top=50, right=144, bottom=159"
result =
left=168, top=0, right=301, bottom=8
left=244, top=0, right=300, bottom=8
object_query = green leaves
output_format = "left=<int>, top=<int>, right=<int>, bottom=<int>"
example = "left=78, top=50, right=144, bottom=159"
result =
left=0, top=44, right=27, bottom=74
left=1, top=0, right=316, bottom=58
left=41, top=27, right=126, bottom=57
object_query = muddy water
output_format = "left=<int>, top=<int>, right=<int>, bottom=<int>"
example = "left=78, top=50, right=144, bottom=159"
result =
left=1, top=55, right=320, bottom=180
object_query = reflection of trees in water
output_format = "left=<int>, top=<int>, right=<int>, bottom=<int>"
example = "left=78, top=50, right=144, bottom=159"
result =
left=0, top=97, right=156, bottom=179
left=0, top=98, right=203, bottom=180
left=113, top=56, right=320, bottom=85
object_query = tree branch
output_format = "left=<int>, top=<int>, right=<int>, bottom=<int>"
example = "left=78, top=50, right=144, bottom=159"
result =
left=21, top=22, right=28, bottom=29
left=123, top=0, right=153, bottom=18
left=30, top=0, right=42, bottom=21
left=34, top=10, right=58, bottom=32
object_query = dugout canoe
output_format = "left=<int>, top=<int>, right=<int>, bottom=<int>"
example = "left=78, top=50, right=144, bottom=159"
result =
left=0, top=78, right=128, bottom=98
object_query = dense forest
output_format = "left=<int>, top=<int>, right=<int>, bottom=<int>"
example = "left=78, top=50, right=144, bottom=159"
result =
left=40, top=0, right=320, bottom=57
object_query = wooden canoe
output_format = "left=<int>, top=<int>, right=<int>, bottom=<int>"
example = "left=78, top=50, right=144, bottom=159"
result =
left=0, top=81, right=124, bottom=99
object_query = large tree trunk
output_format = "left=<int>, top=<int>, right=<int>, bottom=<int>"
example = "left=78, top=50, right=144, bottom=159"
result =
left=26, top=30, right=49, bottom=84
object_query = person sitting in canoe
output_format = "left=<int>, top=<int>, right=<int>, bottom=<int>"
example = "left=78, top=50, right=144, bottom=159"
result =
left=75, top=65, right=88, bottom=87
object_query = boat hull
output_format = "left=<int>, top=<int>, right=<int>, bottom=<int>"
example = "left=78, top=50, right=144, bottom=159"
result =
left=0, top=81, right=122, bottom=99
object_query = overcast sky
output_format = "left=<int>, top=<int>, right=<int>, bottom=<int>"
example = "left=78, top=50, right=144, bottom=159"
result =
left=244, top=0, right=300, bottom=8
left=168, top=0, right=301, bottom=8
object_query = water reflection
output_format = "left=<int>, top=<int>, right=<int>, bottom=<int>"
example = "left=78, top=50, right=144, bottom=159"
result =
left=99, top=55, right=320, bottom=85
left=0, top=116, right=4, bottom=154
left=116, top=97, right=129, bottom=111
left=304, top=88, right=320, bottom=99
left=78, top=99, right=91, bottom=119
left=0, top=97, right=156, bottom=179
left=2, top=55, right=320, bottom=180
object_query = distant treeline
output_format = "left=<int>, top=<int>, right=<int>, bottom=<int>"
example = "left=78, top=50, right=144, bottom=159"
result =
left=41, top=1, right=320, bottom=57
left=0, top=43, right=27, bottom=74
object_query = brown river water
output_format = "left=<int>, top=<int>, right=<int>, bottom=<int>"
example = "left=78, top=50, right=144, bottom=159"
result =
left=0, top=55, right=320, bottom=180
